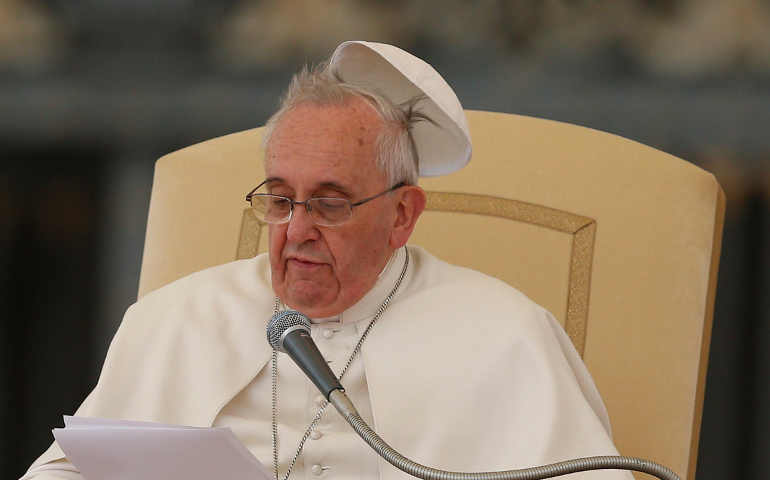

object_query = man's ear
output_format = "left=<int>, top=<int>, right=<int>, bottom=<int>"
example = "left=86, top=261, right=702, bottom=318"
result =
left=389, top=186, right=427, bottom=249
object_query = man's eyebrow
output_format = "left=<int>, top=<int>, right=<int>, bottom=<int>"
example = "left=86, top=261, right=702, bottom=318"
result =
left=318, top=182, right=353, bottom=196
left=262, top=178, right=352, bottom=196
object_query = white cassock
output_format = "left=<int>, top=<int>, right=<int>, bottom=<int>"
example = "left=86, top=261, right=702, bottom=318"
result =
left=22, top=246, right=632, bottom=480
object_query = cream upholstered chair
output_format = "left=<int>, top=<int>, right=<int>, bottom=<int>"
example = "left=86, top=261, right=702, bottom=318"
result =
left=138, top=110, right=725, bottom=480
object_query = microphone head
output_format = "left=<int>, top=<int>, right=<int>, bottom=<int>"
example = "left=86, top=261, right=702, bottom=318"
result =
left=266, top=310, right=312, bottom=350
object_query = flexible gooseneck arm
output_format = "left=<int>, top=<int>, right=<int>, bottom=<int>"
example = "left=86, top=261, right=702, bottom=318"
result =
left=327, top=390, right=680, bottom=480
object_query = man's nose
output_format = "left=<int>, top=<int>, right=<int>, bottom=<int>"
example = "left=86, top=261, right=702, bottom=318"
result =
left=286, top=202, right=320, bottom=243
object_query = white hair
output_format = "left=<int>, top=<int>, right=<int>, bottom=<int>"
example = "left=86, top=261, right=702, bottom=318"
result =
left=262, top=63, right=432, bottom=186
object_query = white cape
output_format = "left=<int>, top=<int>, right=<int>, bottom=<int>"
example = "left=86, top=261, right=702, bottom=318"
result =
left=26, top=246, right=628, bottom=479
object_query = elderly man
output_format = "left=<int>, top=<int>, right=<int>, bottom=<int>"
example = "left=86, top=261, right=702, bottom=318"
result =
left=23, top=42, right=631, bottom=480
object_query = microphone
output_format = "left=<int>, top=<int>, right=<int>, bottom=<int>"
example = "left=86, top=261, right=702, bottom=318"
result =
left=266, top=310, right=343, bottom=399
left=266, top=310, right=679, bottom=480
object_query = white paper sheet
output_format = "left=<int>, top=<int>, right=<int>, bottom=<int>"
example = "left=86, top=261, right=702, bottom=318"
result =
left=52, top=416, right=272, bottom=480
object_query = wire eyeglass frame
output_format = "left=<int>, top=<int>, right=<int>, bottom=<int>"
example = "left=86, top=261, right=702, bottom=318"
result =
left=245, top=180, right=406, bottom=227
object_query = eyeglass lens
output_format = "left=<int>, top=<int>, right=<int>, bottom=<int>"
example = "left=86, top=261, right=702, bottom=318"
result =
left=250, top=195, right=353, bottom=226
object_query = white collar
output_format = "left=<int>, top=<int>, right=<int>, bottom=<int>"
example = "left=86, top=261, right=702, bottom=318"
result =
left=339, top=247, right=405, bottom=324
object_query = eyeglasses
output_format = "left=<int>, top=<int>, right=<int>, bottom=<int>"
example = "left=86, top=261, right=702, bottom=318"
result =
left=245, top=180, right=406, bottom=227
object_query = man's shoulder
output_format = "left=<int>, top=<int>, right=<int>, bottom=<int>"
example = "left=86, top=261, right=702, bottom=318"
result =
left=127, top=254, right=273, bottom=323
left=409, top=246, right=539, bottom=305
left=407, top=245, right=550, bottom=325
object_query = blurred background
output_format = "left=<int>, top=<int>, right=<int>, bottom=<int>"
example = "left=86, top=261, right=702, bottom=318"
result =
left=1, top=0, right=768, bottom=478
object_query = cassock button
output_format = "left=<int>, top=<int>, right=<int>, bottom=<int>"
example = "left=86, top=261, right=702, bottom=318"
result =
left=310, top=430, right=323, bottom=440
left=322, top=329, right=334, bottom=339
left=311, top=464, right=324, bottom=476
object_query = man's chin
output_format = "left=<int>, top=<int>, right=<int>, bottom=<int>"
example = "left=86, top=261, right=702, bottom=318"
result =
left=283, top=283, right=339, bottom=317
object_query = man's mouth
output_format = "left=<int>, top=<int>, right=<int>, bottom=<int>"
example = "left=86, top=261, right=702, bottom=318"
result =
left=287, top=257, right=325, bottom=270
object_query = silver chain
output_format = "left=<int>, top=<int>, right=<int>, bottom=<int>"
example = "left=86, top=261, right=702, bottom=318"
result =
left=270, top=247, right=410, bottom=480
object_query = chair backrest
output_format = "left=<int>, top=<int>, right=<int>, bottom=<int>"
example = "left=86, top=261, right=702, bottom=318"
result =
left=138, top=110, right=724, bottom=480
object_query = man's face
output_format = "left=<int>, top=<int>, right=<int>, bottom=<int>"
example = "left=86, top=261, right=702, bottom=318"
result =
left=264, top=98, right=399, bottom=318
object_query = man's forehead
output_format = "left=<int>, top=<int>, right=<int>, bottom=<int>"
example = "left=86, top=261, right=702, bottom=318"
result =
left=263, top=99, right=386, bottom=188
left=269, top=99, right=383, bottom=144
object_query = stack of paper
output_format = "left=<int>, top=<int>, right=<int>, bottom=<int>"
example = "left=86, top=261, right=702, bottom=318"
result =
left=52, top=416, right=272, bottom=480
